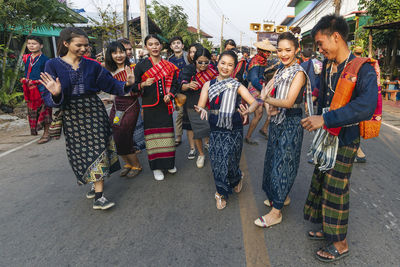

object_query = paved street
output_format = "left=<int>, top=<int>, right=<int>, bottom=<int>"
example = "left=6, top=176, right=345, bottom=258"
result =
left=1, top=111, right=400, bottom=266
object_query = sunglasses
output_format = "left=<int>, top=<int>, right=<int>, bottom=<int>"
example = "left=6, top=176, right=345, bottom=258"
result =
left=196, top=60, right=210, bottom=65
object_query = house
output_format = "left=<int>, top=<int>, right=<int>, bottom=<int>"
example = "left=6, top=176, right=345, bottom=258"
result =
left=187, top=26, right=213, bottom=40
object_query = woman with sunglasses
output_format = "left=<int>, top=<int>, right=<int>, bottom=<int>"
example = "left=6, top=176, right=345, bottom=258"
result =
left=180, top=47, right=218, bottom=168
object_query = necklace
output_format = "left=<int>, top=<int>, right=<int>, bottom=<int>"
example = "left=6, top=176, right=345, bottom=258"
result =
left=327, top=52, right=351, bottom=93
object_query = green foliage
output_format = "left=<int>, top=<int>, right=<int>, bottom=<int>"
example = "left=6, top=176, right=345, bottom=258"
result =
left=147, top=0, right=198, bottom=48
left=359, top=0, right=400, bottom=23
left=201, top=39, right=214, bottom=52
left=0, top=69, right=23, bottom=107
left=91, top=4, right=122, bottom=44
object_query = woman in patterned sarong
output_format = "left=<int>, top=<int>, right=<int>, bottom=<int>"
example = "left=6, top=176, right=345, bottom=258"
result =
left=195, top=50, right=257, bottom=210
left=254, top=32, right=313, bottom=228
left=132, top=34, right=180, bottom=181
left=104, top=41, right=142, bottom=178
left=40, top=28, right=135, bottom=210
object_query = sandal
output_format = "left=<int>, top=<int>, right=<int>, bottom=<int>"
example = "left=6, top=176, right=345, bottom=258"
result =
left=234, top=174, right=244, bottom=193
left=264, top=196, right=291, bottom=207
left=126, top=166, right=142, bottom=178
left=308, top=230, right=324, bottom=240
left=254, top=214, right=282, bottom=228
left=259, top=129, right=268, bottom=138
left=37, top=135, right=50, bottom=144
left=175, top=139, right=182, bottom=146
left=120, top=164, right=132, bottom=177
left=245, top=137, right=258, bottom=145
left=215, top=193, right=226, bottom=210
left=316, top=243, right=349, bottom=263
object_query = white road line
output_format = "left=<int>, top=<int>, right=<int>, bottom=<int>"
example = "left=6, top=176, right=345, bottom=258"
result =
left=0, top=138, right=39, bottom=158
left=382, top=121, right=400, bottom=132
left=0, top=105, right=113, bottom=158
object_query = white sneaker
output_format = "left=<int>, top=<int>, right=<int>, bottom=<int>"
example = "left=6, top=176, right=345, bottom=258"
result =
left=167, top=166, right=177, bottom=174
left=196, top=155, right=205, bottom=168
left=187, top=149, right=196, bottom=160
left=153, top=170, right=164, bottom=180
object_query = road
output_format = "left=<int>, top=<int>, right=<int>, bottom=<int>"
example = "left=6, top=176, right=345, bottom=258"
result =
left=1, top=113, right=400, bottom=266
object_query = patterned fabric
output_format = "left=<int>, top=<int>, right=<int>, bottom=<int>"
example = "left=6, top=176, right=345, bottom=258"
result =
left=208, top=78, right=241, bottom=130
left=304, top=138, right=359, bottom=242
left=262, top=112, right=303, bottom=209
left=194, top=67, right=218, bottom=89
left=27, top=104, right=52, bottom=134
left=308, top=107, right=338, bottom=171
left=232, top=59, right=246, bottom=81
left=271, top=63, right=313, bottom=124
left=63, top=95, right=120, bottom=185
left=247, top=52, right=268, bottom=72
left=141, top=58, right=178, bottom=114
left=133, top=98, right=146, bottom=151
left=209, top=128, right=243, bottom=198
left=49, top=110, right=63, bottom=139
left=144, top=127, right=175, bottom=161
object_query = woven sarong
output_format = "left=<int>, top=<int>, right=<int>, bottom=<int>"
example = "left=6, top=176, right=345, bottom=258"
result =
left=63, top=94, right=120, bottom=185
left=304, top=138, right=359, bottom=242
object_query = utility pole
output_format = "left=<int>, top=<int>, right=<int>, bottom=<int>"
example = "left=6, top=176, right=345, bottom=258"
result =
left=334, top=0, right=342, bottom=15
left=197, top=0, right=201, bottom=41
left=123, top=0, right=129, bottom=39
left=240, top=31, right=244, bottom=52
left=140, top=0, right=149, bottom=48
left=220, top=15, right=224, bottom=54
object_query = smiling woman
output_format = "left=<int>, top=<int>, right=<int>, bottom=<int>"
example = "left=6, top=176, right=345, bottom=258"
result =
left=39, top=27, right=136, bottom=211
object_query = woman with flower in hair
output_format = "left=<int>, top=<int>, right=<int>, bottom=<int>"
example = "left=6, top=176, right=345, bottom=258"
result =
left=254, top=31, right=313, bottom=227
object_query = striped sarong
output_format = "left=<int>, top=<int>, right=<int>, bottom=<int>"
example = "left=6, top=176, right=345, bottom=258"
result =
left=303, top=138, right=359, bottom=242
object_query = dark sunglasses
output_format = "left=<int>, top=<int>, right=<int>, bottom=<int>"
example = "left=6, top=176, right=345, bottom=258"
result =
left=196, top=60, right=210, bottom=65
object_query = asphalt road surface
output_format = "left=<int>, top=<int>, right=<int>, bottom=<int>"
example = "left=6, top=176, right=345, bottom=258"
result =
left=1, top=114, right=400, bottom=266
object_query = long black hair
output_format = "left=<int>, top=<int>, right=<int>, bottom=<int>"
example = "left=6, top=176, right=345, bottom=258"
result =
left=187, top=43, right=203, bottom=64
left=218, top=50, right=238, bottom=67
left=57, top=27, right=88, bottom=57
left=104, top=41, right=130, bottom=72
left=144, top=34, right=162, bottom=46
left=193, top=47, right=212, bottom=63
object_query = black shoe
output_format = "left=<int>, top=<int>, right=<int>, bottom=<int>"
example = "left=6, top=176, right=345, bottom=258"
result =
left=187, top=149, right=196, bottom=160
left=86, top=184, right=95, bottom=199
left=354, top=156, right=367, bottom=163
left=93, top=196, right=115, bottom=210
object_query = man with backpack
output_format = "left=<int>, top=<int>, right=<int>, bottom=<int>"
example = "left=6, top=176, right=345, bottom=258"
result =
left=300, top=14, right=380, bottom=263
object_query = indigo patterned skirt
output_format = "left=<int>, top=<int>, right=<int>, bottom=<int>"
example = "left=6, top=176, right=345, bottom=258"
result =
left=133, top=98, right=146, bottom=151
left=209, top=128, right=243, bottom=198
left=262, top=111, right=303, bottom=209
left=304, top=138, right=359, bottom=242
left=63, top=94, right=120, bottom=185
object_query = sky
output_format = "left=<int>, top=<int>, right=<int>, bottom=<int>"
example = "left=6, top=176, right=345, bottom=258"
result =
left=67, top=0, right=294, bottom=47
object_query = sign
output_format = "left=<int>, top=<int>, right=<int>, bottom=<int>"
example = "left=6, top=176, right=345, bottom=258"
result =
left=257, top=32, right=279, bottom=46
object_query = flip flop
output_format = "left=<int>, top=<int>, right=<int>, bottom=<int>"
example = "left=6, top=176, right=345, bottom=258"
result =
left=254, top=215, right=282, bottom=228
left=316, top=243, right=350, bottom=263
left=234, top=174, right=244, bottom=193
left=175, top=139, right=182, bottom=146
left=245, top=137, right=258, bottom=145
left=215, top=193, right=226, bottom=210
left=120, top=164, right=132, bottom=177
left=308, top=230, right=324, bottom=240
left=37, top=135, right=50, bottom=144
left=126, top=166, right=142, bottom=178
left=259, top=129, right=268, bottom=138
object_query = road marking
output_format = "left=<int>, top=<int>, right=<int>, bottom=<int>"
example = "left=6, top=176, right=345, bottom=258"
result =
left=0, top=105, right=113, bottom=158
left=0, top=138, right=39, bottom=158
left=238, top=154, right=271, bottom=267
left=382, top=121, right=400, bottom=132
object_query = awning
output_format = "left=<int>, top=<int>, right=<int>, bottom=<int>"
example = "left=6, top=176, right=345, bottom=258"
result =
left=6, top=26, right=62, bottom=37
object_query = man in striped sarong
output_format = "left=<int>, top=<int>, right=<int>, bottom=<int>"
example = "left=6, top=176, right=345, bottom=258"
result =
left=300, top=14, right=379, bottom=263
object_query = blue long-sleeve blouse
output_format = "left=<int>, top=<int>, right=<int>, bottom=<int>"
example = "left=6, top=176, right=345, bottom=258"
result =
left=42, top=57, right=130, bottom=107
left=318, top=54, right=378, bottom=146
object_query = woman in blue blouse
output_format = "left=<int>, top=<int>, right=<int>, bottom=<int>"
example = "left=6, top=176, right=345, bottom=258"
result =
left=40, top=28, right=135, bottom=210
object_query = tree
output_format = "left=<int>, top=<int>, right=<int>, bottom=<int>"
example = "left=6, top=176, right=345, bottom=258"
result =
left=0, top=0, right=80, bottom=94
left=90, top=3, right=123, bottom=47
left=147, top=0, right=197, bottom=48
left=359, top=0, right=400, bottom=73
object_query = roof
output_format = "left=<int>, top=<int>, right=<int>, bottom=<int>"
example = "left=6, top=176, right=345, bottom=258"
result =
left=281, top=15, right=295, bottom=25
left=129, top=16, right=162, bottom=35
left=364, top=20, right=400, bottom=30
left=287, top=0, right=300, bottom=7
left=187, top=26, right=213, bottom=38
